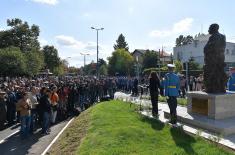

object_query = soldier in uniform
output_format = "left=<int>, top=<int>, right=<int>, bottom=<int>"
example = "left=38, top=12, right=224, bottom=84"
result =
left=164, top=64, right=180, bottom=126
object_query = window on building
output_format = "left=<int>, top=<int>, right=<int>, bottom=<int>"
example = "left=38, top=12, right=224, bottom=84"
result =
left=226, top=49, right=230, bottom=55
left=232, top=50, right=235, bottom=55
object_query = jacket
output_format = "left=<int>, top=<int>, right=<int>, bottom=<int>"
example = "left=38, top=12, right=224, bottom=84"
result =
left=164, top=72, right=180, bottom=97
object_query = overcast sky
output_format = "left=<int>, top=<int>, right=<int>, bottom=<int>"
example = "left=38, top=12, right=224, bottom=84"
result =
left=1, top=0, right=235, bottom=67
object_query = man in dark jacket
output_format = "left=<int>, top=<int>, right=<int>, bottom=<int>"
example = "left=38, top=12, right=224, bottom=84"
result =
left=40, top=89, right=52, bottom=135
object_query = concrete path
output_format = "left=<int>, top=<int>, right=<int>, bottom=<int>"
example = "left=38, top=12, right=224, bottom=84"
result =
left=0, top=119, right=70, bottom=155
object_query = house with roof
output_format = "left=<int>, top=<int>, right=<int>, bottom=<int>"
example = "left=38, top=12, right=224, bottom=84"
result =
left=132, top=49, right=173, bottom=65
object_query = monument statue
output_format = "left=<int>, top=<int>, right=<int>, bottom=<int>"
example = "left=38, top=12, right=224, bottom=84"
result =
left=203, top=24, right=227, bottom=93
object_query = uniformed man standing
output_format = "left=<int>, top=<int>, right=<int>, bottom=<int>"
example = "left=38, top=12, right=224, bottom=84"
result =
left=164, top=64, right=180, bottom=126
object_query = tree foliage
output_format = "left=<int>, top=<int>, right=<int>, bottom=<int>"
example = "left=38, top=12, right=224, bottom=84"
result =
left=174, top=60, right=183, bottom=73
left=42, top=45, right=61, bottom=73
left=142, top=50, right=159, bottom=69
left=0, top=18, right=40, bottom=52
left=113, top=34, right=129, bottom=51
left=108, top=48, right=134, bottom=76
left=188, top=57, right=202, bottom=70
left=0, top=47, right=26, bottom=76
left=24, top=50, right=44, bottom=76
left=175, top=35, right=194, bottom=47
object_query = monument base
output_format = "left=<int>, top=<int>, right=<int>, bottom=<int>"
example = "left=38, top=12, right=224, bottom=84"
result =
left=187, top=91, right=235, bottom=120
left=164, top=108, right=235, bottom=136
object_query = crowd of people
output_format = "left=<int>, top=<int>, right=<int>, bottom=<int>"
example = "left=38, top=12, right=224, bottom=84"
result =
left=0, top=76, right=123, bottom=138
left=0, top=73, right=206, bottom=138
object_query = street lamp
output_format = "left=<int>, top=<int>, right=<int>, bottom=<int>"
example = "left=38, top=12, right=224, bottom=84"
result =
left=66, top=57, right=71, bottom=68
left=80, top=52, right=90, bottom=67
left=91, top=26, right=104, bottom=78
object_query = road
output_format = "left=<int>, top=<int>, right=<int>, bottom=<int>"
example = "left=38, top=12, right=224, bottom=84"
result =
left=0, top=119, right=70, bottom=155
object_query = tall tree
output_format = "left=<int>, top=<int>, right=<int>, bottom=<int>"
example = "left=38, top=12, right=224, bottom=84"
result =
left=142, top=50, right=159, bottom=69
left=0, top=18, right=40, bottom=52
left=0, top=47, right=26, bottom=76
left=42, top=45, right=61, bottom=73
left=108, top=48, right=134, bottom=76
left=113, top=34, right=129, bottom=51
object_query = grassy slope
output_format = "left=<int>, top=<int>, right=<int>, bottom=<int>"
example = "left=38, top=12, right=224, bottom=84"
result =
left=50, top=101, right=234, bottom=155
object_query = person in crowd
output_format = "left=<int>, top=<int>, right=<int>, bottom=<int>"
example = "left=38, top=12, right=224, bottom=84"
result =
left=189, top=76, right=194, bottom=91
left=6, top=86, right=17, bottom=125
left=160, top=77, right=165, bottom=96
left=0, top=90, right=7, bottom=130
left=40, top=89, right=52, bottom=135
left=164, top=64, right=180, bottom=126
left=149, top=71, right=161, bottom=117
left=196, top=74, right=203, bottom=91
left=50, top=86, right=59, bottom=124
left=16, top=92, right=31, bottom=139
left=180, top=75, right=187, bottom=98
left=28, top=86, right=39, bottom=132
left=133, top=78, right=138, bottom=96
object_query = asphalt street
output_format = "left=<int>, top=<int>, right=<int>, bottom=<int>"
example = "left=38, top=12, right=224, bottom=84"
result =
left=0, top=120, right=70, bottom=155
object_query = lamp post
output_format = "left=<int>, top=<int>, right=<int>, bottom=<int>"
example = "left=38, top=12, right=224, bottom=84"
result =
left=80, top=52, right=90, bottom=67
left=66, top=57, right=71, bottom=72
left=91, top=26, right=104, bottom=78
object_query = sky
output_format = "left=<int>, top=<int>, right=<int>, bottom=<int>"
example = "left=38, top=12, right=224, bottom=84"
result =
left=1, top=0, right=235, bottom=67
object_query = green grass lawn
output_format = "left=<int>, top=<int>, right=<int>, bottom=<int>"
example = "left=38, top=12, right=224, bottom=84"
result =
left=158, top=96, right=188, bottom=106
left=49, top=100, right=234, bottom=155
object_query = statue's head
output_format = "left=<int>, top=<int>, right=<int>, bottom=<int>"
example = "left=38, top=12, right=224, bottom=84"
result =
left=208, top=23, right=219, bottom=34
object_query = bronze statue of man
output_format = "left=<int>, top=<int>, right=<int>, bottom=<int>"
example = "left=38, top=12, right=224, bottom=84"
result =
left=204, top=24, right=227, bottom=93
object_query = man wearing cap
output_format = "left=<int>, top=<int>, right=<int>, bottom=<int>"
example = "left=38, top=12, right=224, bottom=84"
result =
left=164, top=64, right=180, bottom=126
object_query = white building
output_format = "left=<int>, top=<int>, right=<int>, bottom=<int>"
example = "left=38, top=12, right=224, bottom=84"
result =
left=173, top=34, right=235, bottom=69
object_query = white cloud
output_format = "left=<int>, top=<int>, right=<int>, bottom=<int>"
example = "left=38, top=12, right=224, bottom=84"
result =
left=55, top=35, right=112, bottom=67
left=30, top=0, right=58, bottom=5
left=172, top=18, right=194, bottom=33
left=39, top=38, right=48, bottom=46
left=55, top=35, right=79, bottom=46
left=150, top=18, right=194, bottom=37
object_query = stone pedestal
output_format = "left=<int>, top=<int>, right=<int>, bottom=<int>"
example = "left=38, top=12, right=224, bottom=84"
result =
left=187, top=91, right=235, bottom=120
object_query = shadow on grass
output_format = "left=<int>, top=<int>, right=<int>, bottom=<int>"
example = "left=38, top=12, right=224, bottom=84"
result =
left=140, top=116, right=165, bottom=131
left=170, top=127, right=196, bottom=154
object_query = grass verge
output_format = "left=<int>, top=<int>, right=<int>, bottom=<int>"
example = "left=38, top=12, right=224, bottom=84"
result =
left=49, top=100, right=234, bottom=155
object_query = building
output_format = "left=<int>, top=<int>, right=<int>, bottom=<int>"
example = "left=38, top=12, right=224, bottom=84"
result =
left=132, top=49, right=172, bottom=64
left=173, top=34, right=235, bottom=69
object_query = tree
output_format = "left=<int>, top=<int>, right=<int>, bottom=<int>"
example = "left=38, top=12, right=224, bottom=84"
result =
left=113, top=34, right=129, bottom=51
left=24, top=50, right=44, bottom=76
left=98, top=58, right=108, bottom=75
left=0, top=18, right=40, bottom=52
left=188, top=57, right=202, bottom=70
left=174, top=60, right=183, bottom=73
left=183, top=35, right=194, bottom=45
left=175, top=35, right=194, bottom=47
left=108, top=48, right=134, bottom=76
left=0, top=47, right=26, bottom=76
left=42, top=45, right=61, bottom=73
left=142, top=50, right=159, bottom=69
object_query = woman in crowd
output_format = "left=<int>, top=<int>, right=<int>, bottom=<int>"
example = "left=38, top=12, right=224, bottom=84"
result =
left=50, top=86, right=59, bottom=124
left=149, top=71, right=160, bottom=117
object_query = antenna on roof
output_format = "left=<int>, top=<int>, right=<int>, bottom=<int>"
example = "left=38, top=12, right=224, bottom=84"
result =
left=201, top=24, right=203, bottom=34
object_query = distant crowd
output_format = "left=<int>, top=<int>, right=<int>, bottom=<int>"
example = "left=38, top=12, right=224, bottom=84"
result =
left=0, top=74, right=205, bottom=139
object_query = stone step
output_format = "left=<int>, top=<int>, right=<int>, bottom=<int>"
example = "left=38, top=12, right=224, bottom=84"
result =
left=164, top=108, right=235, bottom=136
